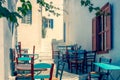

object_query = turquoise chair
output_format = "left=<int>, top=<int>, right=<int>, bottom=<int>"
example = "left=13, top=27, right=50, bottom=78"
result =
left=87, top=56, right=112, bottom=80
left=55, top=60, right=65, bottom=80
left=44, top=60, right=65, bottom=80
left=31, top=63, right=54, bottom=80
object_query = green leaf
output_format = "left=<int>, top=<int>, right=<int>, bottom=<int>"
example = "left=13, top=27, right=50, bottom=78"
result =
left=89, top=6, right=93, bottom=13
left=9, top=13, right=18, bottom=23
left=1, top=7, right=11, bottom=18
left=95, top=11, right=101, bottom=16
left=22, top=3, right=28, bottom=10
left=85, top=0, right=90, bottom=6
left=26, top=1, right=32, bottom=10
left=0, top=1, right=2, bottom=6
left=106, top=13, right=110, bottom=16
left=20, top=0, right=25, bottom=2
left=12, top=12, right=22, bottom=18
left=94, top=7, right=100, bottom=11
left=80, top=0, right=85, bottom=6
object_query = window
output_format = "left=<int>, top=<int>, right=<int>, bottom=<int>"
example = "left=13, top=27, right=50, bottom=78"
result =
left=49, top=19, right=54, bottom=29
left=42, top=17, right=54, bottom=29
left=21, top=10, right=32, bottom=24
left=92, top=3, right=111, bottom=54
left=63, top=22, right=66, bottom=42
left=42, top=17, right=48, bottom=28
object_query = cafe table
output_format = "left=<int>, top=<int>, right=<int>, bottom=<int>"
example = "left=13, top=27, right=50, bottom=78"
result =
left=21, top=53, right=39, bottom=60
left=94, top=63, right=120, bottom=80
left=16, top=64, right=47, bottom=71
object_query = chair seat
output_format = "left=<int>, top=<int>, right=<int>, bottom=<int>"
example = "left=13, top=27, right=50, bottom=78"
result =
left=87, top=57, right=112, bottom=80
left=70, top=60, right=83, bottom=63
left=45, top=77, right=59, bottom=80
left=34, top=75, right=50, bottom=79
left=90, top=72, right=100, bottom=77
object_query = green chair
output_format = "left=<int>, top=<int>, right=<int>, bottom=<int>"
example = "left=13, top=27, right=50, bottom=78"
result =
left=44, top=60, right=65, bottom=80
left=87, top=56, right=112, bottom=80
left=32, top=63, right=54, bottom=80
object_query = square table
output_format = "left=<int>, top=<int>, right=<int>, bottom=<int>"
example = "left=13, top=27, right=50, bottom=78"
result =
left=94, top=63, right=120, bottom=80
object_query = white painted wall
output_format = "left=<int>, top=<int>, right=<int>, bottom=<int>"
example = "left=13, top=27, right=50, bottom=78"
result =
left=64, top=0, right=120, bottom=78
left=17, top=0, right=42, bottom=53
left=64, top=0, right=93, bottom=50
left=17, top=0, right=63, bottom=58
left=0, top=15, right=13, bottom=80
left=0, top=18, right=5, bottom=80
left=40, top=0, right=63, bottom=57
left=0, top=0, right=17, bottom=79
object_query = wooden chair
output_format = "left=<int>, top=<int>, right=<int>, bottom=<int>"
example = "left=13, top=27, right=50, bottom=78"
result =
left=16, top=42, right=29, bottom=57
left=45, top=60, right=65, bottom=80
left=83, top=50, right=96, bottom=73
left=16, top=45, right=35, bottom=64
left=69, top=50, right=86, bottom=73
left=52, top=43, right=60, bottom=60
left=9, top=48, right=16, bottom=76
left=87, top=56, right=112, bottom=80
left=15, top=56, right=33, bottom=80
left=32, top=63, right=54, bottom=80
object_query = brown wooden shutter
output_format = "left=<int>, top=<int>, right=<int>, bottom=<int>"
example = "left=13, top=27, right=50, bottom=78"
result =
left=106, top=4, right=111, bottom=50
left=102, top=3, right=111, bottom=50
left=92, top=17, right=97, bottom=51
left=92, top=16, right=100, bottom=51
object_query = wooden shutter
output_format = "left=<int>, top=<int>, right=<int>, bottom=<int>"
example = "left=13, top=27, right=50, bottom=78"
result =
left=106, top=3, right=111, bottom=50
left=92, top=17, right=97, bottom=51
left=92, top=16, right=100, bottom=51
left=102, top=3, right=111, bottom=50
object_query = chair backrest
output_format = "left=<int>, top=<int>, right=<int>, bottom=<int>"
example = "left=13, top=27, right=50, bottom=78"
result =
left=56, top=60, right=65, bottom=80
left=16, top=45, right=35, bottom=64
left=84, top=50, right=96, bottom=72
left=85, top=51, right=96, bottom=62
left=85, top=50, right=96, bottom=63
left=9, top=48, right=16, bottom=76
left=98, top=56, right=112, bottom=72
left=32, top=45, right=35, bottom=58
left=32, top=63, right=54, bottom=80
left=18, top=42, right=22, bottom=57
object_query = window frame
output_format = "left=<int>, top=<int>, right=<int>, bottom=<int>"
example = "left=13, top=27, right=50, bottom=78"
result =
left=92, top=2, right=112, bottom=54
left=21, top=10, right=32, bottom=24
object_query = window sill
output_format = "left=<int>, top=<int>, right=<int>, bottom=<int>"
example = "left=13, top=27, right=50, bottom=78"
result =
left=97, top=50, right=109, bottom=54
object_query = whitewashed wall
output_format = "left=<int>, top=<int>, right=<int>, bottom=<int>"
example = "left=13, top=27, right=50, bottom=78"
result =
left=40, top=0, right=63, bottom=57
left=17, top=0, right=63, bottom=58
left=17, top=0, right=42, bottom=53
left=0, top=0, right=17, bottom=79
left=64, top=0, right=120, bottom=78
left=0, top=15, right=13, bottom=80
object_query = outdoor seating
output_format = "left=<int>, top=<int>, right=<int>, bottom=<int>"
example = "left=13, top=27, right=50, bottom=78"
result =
left=52, top=42, right=60, bottom=60
left=87, top=56, right=112, bottom=80
left=83, top=50, right=96, bottom=73
left=45, top=60, right=65, bottom=80
left=9, top=48, right=16, bottom=76
left=69, top=49, right=86, bottom=73
left=16, top=45, right=35, bottom=64
left=16, top=42, right=30, bottom=57
left=32, top=63, right=54, bottom=80
left=15, top=45, right=52, bottom=80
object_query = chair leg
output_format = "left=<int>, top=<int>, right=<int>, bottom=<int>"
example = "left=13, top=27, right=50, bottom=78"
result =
left=76, top=64, right=78, bottom=74
left=70, top=62, right=73, bottom=72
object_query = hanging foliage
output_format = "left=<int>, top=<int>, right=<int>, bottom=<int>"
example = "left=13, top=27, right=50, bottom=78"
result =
left=80, top=0, right=101, bottom=16
left=0, top=0, right=22, bottom=24
left=0, top=0, right=60, bottom=24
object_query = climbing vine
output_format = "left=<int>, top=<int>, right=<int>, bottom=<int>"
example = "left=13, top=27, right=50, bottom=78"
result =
left=0, top=0, right=60, bottom=24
